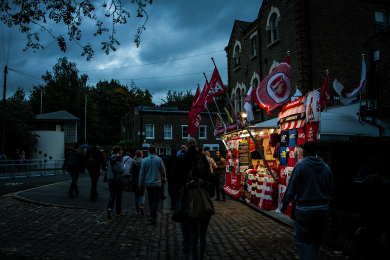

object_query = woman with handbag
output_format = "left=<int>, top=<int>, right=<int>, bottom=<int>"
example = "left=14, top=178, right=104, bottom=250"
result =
left=106, top=146, right=125, bottom=220
left=187, top=154, right=215, bottom=260
left=129, top=150, right=145, bottom=215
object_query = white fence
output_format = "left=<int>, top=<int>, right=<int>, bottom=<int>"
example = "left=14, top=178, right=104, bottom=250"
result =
left=0, top=159, right=66, bottom=179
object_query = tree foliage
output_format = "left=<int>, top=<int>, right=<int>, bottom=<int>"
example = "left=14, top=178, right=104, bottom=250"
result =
left=0, top=87, right=38, bottom=156
left=28, top=57, right=154, bottom=145
left=0, top=0, right=152, bottom=60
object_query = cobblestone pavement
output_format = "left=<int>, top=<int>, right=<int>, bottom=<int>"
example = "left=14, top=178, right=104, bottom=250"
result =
left=0, top=195, right=349, bottom=260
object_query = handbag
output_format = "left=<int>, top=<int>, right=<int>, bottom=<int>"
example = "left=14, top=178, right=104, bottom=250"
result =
left=172, top=189, right=190, bottom=222
left=187, top=183, right=215, bottom=218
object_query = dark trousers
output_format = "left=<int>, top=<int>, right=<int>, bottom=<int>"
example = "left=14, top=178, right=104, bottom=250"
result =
left=146, top=186, right=161, bottom=218
left=107, top=179, right=123, bottom=215
left=131, top=180, right=145, bottom=210
left=88, top=169, right=100, bottom=199
left=69, top=171, right=79, bottom=195
left=180, top=191, right=191, bottom=248
left=215, top=174, right=226, bottom=200
left=188, top=216, right=211, bottom=260
left=294, top=209, right=327, bottom=259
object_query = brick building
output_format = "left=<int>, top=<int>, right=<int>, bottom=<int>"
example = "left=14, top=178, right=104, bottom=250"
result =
left=226, top=0, right=390, bottom=127
left=121, top=106, right=226, bottom=155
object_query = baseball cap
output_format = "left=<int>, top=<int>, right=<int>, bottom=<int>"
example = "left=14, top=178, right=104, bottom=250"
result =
left=354, top=167, right=375, bottom=182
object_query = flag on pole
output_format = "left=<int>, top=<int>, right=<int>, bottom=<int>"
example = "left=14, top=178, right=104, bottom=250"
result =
left=251, top=56, right=291, bottom=115
left=215, top=112, right=222, bottom=128
left=192, top=80, right=210, bottom=116
left=187, top=86, right=202, bottom=136
left=319, top=72, right=329, bottom=112
left=244, top=86, right=254, bottom=121
left=333, top=56, right=367, bottom=106
left=206, top=67, right=227, bottom=104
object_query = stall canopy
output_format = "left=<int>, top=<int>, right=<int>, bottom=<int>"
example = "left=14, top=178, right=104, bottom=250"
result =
left=255, top=112, right=372, bottom=139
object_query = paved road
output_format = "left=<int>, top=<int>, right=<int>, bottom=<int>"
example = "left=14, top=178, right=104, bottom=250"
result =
left=0, top=178, right=348, bottom=260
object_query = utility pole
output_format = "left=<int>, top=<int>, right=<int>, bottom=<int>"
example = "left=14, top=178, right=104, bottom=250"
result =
left=1, top=66, right=7, bottom=154
left=85, top=90, right=88, bottom=142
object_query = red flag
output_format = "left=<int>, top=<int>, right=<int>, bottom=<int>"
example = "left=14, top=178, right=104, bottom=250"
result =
left=319, top=73, right=329, bottom=112
left=192, top=80, right=210, bottom=117
left=206, top=67, right=227, bottom=104
left=251, top=56, right=291, bottom=115
left=187, top=86, right=202, bottom=136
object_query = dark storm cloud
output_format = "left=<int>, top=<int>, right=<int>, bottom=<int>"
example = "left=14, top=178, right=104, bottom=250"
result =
left=1, top=0, right=261, bottom=104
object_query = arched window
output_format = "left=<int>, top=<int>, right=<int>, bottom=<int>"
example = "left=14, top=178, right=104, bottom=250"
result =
left=235, top=46, right=240, bottom=67
left=236, top=89, right=241, bottom=112
left=271, top=14, right=279, bottom=42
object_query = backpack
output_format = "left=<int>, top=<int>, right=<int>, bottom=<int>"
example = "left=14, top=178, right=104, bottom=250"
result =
left=66, top=151, right=78, bottom=170
left=110, top=157, right=122, bottom=177
left=86, top=152, right=98, bottom=167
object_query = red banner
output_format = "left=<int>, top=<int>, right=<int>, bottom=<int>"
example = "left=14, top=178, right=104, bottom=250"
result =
left=206, top=67, right=227, bottom=104
left=280, top=96, right=304, bottom=111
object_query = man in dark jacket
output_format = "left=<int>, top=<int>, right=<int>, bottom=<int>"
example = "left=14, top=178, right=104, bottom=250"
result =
left=214, top=150, right=226, bottom=201
left=63, top=143, right=84, bottom=197
left=281, top=142, right=333, bottom=260
left=166, top=148, right=178, bottom=209
left=84, top=141, right=106, bottom=201
left=171, top=137, right=199, bottom=254
left=354, top=167, right=390, bottom=260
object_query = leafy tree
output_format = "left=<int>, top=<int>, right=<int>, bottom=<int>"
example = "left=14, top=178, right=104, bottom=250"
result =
left=0, top=87, right=38, bottom=156
left=0, top=0, right=152, bottom=60
left=160, top=90, right=195, bottom=111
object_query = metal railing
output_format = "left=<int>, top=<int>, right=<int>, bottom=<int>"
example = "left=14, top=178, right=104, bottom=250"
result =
left=0, top=159, right=65, bottom=179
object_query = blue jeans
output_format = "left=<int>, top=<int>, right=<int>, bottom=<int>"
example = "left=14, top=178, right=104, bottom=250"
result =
left=107, top=179, right=123, bottom=215
left=131, top=180, right=145, bottom=209
left=215, top=174, right=226, bottom=200
left=294, top=209, right=327, bottom=259
left=146, top=186, right=160, bottom=218
left=188, top=217, right=211, bottom=260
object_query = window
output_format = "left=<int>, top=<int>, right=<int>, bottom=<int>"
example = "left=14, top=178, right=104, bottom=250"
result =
left=64, top=123, right=77, bottom=143
left=164, top=124, right=172, bottom=139
left=271, top=14, right=279, bottom=42
left=146, top=124, right=154, bottom=139
left=199, top=126, right=207, bottom=139
left=182, top=125, right=190, bottom=139
left=235, top=46, right=240, bottom=67
left=252, top=38, right=257, bottom=56
left=157, top=147, right=171, bottom=156
left=376, top=10, right=389, bottom=33
left=236, top=89, right=241, bottom=112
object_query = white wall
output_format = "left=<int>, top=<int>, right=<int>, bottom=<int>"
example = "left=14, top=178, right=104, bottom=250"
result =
left=28, top=130, right=65, bottom=160
left=325, top=102, right=390, bottom=137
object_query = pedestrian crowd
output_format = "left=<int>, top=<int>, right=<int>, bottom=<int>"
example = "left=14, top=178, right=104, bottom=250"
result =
left=60, top=138, right=389, bottom=260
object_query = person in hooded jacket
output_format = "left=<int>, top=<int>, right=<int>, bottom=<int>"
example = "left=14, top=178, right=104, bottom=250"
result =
left=129, top=150, right=145, bottom=215
left=63, top=143, right=84, bottom=197
left=106, top=146, right=125, bottom=219
left=281, top=141, right=333, bottom=260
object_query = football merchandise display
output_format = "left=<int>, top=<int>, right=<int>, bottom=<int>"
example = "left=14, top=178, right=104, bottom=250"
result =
left=280, top=130, right=289, bottom=147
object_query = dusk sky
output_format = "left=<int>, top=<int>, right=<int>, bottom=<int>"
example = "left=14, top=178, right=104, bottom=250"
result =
left=0, top=1, right=262, bottom=105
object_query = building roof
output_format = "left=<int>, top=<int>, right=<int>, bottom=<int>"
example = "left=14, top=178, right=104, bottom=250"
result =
left=234, top=20, right=252, bottom=32
left=139, top=106, right=179, bottom=112
left=34, top=110, right=80, bottom=121
left=255, top=113, right=372, bottom=136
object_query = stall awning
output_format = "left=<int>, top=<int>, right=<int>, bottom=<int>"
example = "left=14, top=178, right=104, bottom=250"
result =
left=254, top=112, right=372, bottom=136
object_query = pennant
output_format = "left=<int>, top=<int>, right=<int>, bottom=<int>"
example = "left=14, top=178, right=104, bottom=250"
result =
left=333, top=57, right=367, bottom=105
left=251, top=56, right=291, bottom=114
left=244, top=86, right=254, bottom=121
left=319, top=73, right=329, bottom=112
left=206, top=67, right=227, bottom=104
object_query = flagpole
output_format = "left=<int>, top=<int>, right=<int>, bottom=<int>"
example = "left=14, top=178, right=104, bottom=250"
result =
left=203, top=72, right=227, bottom=127
left=358, top=54, right=364, bottom=122
left=211, top=57, right=238, bottom=122
left=199, top=82, right=216, bottom=131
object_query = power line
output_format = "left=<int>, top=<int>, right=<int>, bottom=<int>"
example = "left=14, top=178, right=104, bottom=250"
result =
left=87, top=68, right=227, bottom=81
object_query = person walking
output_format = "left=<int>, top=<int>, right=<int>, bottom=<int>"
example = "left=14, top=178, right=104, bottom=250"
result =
left=205, top=151, right=217, bottom=174
left=354, top=167, right=390, bottom=260
left=139, top=146, right=166, bottom=224
left=123, top=151, right=132, bottom=191
left=84, top=141, right=106, bottom=201
left=129, top=150, right=145, bottom=215
left=106, top=146, right=125, bottom=219
left=63, top=144, right=84, bottom=197
left=187, top=154, right=215, bottom=260
left=281, top=142, right=333, bottom=260
left=166, top=148, right=178, bottom=209
left=213, top=150, right=226, bottom=202
left=171, top=137, right=200, bottom=254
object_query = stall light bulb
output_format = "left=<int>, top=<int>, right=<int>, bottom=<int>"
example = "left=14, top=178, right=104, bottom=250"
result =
left=242, top=113, right=247, bottom=118
left=260, top=131, right=264, bottom=135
